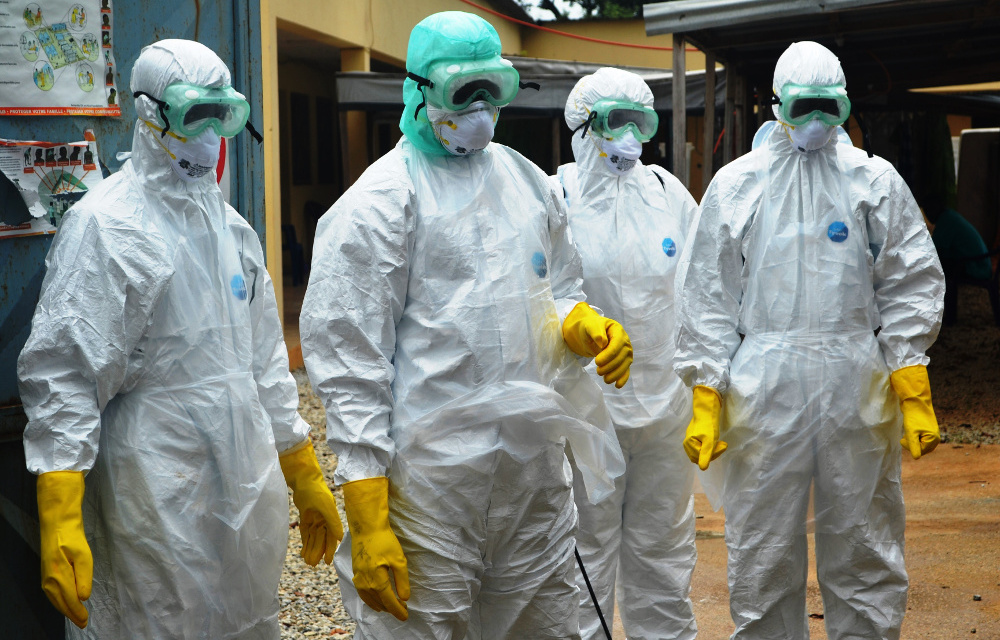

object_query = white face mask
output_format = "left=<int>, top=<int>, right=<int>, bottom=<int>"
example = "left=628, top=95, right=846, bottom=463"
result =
left=786, top=119, right=834, bottom=153
left=164, top=128, right=221, bottom=182
left=598, top=131, right=643, bottom=174
left=428, top=101, right=498, bottom=156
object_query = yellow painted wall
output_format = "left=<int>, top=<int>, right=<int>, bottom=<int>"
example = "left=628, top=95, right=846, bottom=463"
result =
left=521, top=19, right=704, bottom=71
left=261, top=0, right=283, bottom=317
left=270, top=0, right=523, bottom=68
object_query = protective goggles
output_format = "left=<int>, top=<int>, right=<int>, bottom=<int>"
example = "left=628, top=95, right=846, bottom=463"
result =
left=134, top=83, right=260, bottom=141
left=573, top=99, right=659, bottom=142
left=408, top=56, right=523, bottom=114
left=773, top=84, right=851, bottom=126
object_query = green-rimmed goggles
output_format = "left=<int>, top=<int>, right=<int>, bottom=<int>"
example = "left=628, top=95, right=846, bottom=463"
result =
left=134, top=82, right=252, bottom=139
left=774, top=83, right=851, bottom=126
left=408, top=56, right=522, bottom=114
left=575, top=99, right=659, bottom=142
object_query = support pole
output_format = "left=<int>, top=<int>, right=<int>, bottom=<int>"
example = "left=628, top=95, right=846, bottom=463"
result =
left=342, top=47, right=371, bottom=188
left=672, top=33, right=687, bottom=186
left=734, top=74, right=747, bottom=158
left=723, top=66, right=734, bottom=165
left=552, top=117, right=561, bottom=173
left=702, top=51, right=716, bottom=193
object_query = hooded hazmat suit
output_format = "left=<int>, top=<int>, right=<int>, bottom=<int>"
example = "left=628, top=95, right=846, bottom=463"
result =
left=674, top=42, right=944, bottom=639
left=18, top=40, right=330, bottom=639
left=300, top=11, right=625, bottom=640
left=555, top=68, right=698, bottom=640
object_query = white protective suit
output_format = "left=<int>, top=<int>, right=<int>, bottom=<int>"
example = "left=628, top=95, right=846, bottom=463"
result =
left=300, top=14, right=624, bottom=640
left=18, top=40, right=309, bottom=639
left=674, top=42, right=944, bottom=639
left=555, top=68, right=698, bottom=640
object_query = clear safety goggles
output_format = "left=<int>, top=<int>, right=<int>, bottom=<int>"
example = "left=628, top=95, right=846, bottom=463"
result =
left=409, top=56, right=522, bottom=112
left=774, top=84, right=851, bottom=126
left=574, top=99, right=659, bottom=142
left=134, top=83, right=254, bottom=139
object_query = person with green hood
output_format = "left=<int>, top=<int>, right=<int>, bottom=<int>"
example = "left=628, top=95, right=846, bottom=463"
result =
left=300, top=11, right=632, bottom=640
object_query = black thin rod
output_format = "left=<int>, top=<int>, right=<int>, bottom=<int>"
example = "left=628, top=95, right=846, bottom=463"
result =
left=575, top=546, right=612, bottom=640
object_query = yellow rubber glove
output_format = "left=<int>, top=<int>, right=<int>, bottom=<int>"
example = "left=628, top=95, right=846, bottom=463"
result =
left=279, top=439, right=344, bottom=566
left=890, top=364, right=941, bottom=460
left=683, top=385, right=728, bottom=470
left=37, top=471, right=92, bottom=629
left=562, top=302, right=634, bottom=388
left=342, top=476, right=410, bottom=621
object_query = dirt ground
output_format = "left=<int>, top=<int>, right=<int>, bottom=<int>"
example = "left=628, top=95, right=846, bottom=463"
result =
left=625, top=445, right=1000, bottom=640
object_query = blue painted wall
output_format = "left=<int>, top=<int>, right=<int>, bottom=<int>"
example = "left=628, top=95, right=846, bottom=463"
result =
left=0, top=2, right=263, bottom=635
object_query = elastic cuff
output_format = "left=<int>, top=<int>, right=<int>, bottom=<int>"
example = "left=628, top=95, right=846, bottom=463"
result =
left=693, top=384, right=722, bottom=402
left=278, top=437, right=313, bottom=459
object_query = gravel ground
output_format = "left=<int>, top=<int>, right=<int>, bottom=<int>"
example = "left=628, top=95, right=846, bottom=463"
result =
left=277, top=285, right=1000, bottom=637
left=279, top=369, right=355, bottom=639
left=926, top=285, right=1000, bottom=444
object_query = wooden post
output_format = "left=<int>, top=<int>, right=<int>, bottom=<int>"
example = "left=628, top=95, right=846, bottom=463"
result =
left=672, top=33, right=687, bottom=186
left=756, top=81, right=766, bottom=129
left=703, top=51, right=716, bottom=192
left=552, top=117, right=561, bottom=173
left=734, top=73, right=746, bottom=158
left=723, top=65, right=734, bottom=165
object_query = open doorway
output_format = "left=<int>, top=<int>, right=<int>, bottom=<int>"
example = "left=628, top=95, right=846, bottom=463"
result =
left=277, top=27, right=342, bottom=360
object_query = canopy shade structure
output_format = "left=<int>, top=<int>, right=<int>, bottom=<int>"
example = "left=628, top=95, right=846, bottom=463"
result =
left=644, top=0, right=1000, bottom=95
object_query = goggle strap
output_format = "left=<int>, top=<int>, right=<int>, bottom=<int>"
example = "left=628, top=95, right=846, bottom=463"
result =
left=852, top=109, right=874, bottom=158
left=770, top=93, right=782, bottom=106
left=407, top=72, right=434, bottom=120
left=133, top=91, right=171, bottom=138
left=571, top=111, right=598, bottom=139
left=519, top=81, right=540, bottom=91
left=245, top=120, right=264, bottom=145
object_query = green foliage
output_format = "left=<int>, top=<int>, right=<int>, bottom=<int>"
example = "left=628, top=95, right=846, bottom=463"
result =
left=520, top=0, right=673, bottom=20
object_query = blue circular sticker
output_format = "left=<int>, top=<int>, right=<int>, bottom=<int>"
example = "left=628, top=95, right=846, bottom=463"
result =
left=662, top=237, right=677, bottom=257
left=230, top=274, right=248, bottom=300
left=827, top=222, right=849, bottom=243
left=531, top=251, right=548, bottom=278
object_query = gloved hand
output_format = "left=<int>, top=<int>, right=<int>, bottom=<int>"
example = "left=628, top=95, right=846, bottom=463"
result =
left=683, top=385, right=728, bottom=470
left=37, top=470, right=92, bottom=629
left=279, top=439, right=344, bottom=565
left=562, top=302, right=634, bottom=388
left=342, top=476, right=410, bottom=621
left=890, top=364, right=940, bottom=460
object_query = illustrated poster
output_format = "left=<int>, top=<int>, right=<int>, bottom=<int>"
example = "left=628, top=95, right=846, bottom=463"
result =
left=0, top=129, right=103, bottom=238
left=0, top=0, right=119, bottom=115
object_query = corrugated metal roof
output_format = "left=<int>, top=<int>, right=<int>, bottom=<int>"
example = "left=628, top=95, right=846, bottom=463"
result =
left=644, top=0, right=901, bottom=36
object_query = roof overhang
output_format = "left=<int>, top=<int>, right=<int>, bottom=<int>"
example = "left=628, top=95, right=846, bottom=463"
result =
left=643, top=0, right=1000, bottom=104
left=644, top=0, right=900, bottom=34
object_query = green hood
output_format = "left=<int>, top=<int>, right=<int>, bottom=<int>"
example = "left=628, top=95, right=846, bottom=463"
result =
left=400, top=11, right=505, bottom=156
